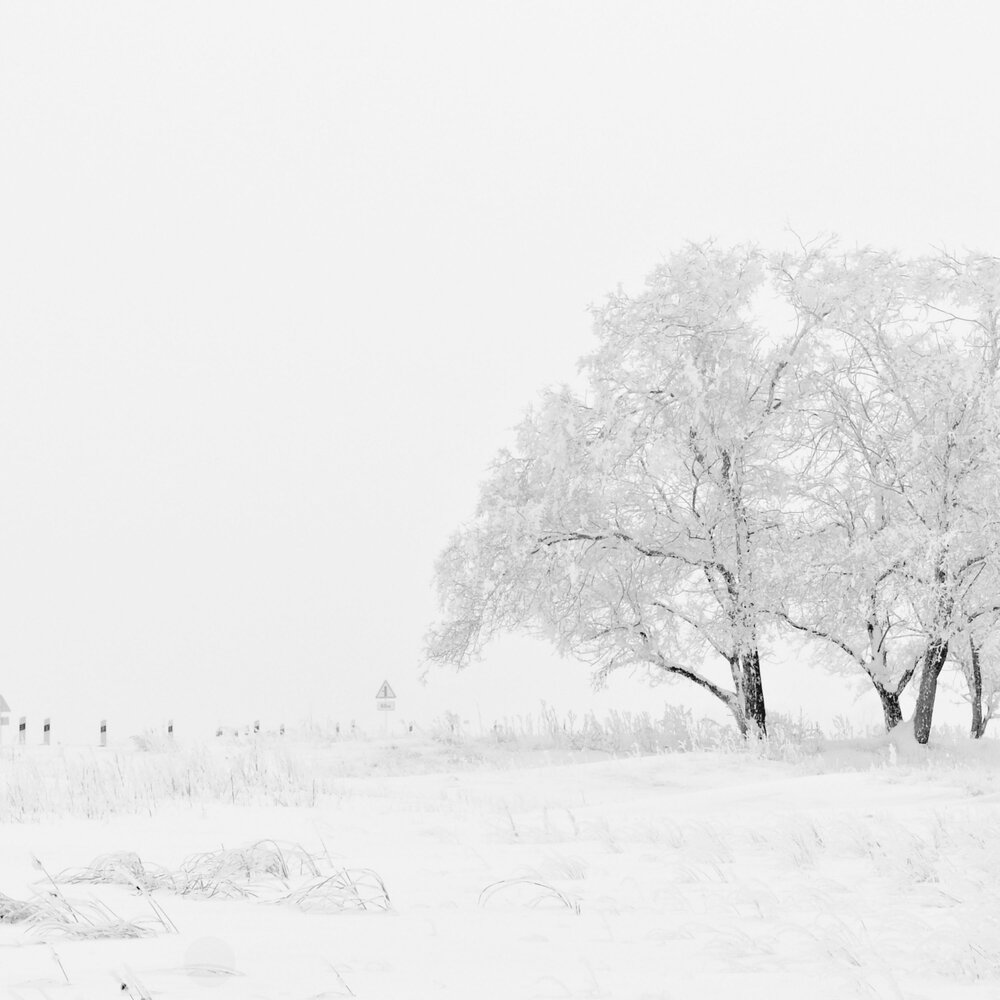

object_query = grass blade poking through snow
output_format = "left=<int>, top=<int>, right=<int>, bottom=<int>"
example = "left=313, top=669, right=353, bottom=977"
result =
left=479, top=878, right=582, bottom=915
left=277, top=869, right=391, bottom=913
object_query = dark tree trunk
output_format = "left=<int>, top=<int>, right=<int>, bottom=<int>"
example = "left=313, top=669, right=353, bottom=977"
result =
left=913, top=638, right=949, bottom=745
left=737, top=649, right=767, bottom=738
left=874, top=683, right=903, bottom=731
left=969, top=635, right=985, bottom=739
left=864, top=641, right=915, bottom=733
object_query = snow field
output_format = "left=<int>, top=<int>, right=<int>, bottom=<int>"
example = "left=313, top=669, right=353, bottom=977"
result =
left=1, top=732, right=1000, bottom=999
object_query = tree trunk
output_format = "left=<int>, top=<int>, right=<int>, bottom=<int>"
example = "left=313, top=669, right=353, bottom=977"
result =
left=874, top=683, right=903, bottom=731
left=717, top=447, right=765, bottom=738
left=865, top=642, right=910, bottom=733
left=737, top=649, right=767, bottom=738
left=913, top=638, right=949, bottom=745
left=969, top=635, right=985, bottom=739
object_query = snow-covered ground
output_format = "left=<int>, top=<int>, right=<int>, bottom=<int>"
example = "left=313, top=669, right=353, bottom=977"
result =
left=2, top=726, right=999, bottom=999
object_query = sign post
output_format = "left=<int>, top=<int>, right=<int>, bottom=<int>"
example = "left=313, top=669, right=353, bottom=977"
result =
left=375, top=681, right=396, bottom=737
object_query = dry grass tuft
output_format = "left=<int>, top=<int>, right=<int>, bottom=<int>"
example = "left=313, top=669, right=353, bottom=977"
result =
left=0, top=891, right=36, bottom=923
left=479, top=877, right=582, bottom=915
left=174, top=839, right=321, bottom=898
left=278, top=869, right=391, bottom=912
left=57, top=850, right=166, bottom=891
left=48, top=840, right=391, bottom=917
left=0, top=888, right=162, bottom=940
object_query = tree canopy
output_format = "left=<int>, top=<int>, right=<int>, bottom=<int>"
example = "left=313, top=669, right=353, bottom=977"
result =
left=427, top=241, right=1000, bottom=744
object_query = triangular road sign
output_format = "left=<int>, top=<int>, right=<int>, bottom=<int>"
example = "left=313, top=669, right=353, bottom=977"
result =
left=375, top=681, right=396, bottom=700
left=0, top=694, right=10, bottom=713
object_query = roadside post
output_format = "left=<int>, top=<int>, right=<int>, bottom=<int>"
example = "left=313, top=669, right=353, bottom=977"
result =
left=376, top=680, right=396, bottom=737
left=100, top=719, right=107, bottom=748
left=0, top=694, right=9, bottom=747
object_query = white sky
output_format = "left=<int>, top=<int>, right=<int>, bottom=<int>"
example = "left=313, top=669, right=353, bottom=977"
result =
left=1, top=1, right=998, bottom=742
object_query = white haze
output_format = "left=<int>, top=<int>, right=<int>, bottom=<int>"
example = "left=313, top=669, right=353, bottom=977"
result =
left=1, top=2, right=998, bottom=742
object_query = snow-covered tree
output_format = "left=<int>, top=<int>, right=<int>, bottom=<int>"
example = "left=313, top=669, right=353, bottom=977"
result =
left=770, top=245, right=1000, bottom=742
left=428, top=240, right=1000, bottom=745
left=428, top=243, right=814, bottom=736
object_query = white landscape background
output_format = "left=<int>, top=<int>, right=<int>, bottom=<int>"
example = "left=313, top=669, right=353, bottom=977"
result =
left=3, top=1, right=1000, bottom=741
left=3, top=4, right=1000, bottom=999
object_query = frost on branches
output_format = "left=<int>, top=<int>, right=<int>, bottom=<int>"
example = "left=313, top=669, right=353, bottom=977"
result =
left=427, top=241, right=1000, bottom=744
